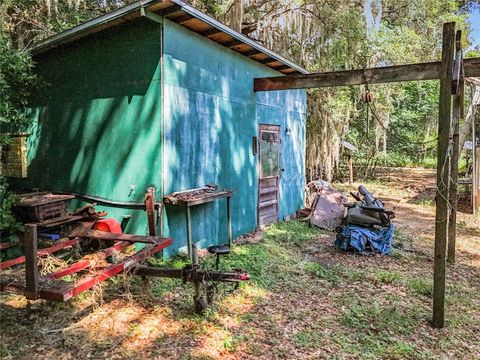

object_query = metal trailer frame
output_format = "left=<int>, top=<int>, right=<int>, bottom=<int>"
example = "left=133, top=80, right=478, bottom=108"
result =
left=0, top=191, right=249, bottom=313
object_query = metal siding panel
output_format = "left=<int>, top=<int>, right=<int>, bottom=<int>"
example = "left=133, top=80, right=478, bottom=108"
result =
left=17, top=19, right=163, bottom=237
left=163, top=20, right=306, bottom=255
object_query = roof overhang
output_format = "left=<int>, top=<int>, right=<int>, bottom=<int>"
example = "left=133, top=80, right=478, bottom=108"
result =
left=29, top=0, right=308, bottom=75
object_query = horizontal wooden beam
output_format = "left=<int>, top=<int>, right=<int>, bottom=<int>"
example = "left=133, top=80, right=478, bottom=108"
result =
left=254, top=57, right=480, bottom=91
left=465, top=57, right=480, bottom=77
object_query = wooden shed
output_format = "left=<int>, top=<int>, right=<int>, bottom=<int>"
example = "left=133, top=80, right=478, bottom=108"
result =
left=6, top=0, right=308, bottom=256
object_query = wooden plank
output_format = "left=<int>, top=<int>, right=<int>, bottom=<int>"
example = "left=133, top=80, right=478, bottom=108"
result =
left=240, top=49, right=263, bottom=57
left=259, top=205, right=277, bottom=219
left=447, top=30, right=464, bottom=263
left=259, top=177, right=277, bottom=187
left=183, top=19, right=211, bottom=32
left=260, top=191, right=277, bottom=202
left=464, top=57, right=480, bottom=77
left=258, top=57, right=276, bottom=64
left=173, top=14, right=194, bottom=24
left=200, top=27, right=223, bottom=37
left=158, top=4, right=182, bottom=16
left=433, top=22, right=455, bottom=329
left=273, top=65, right=291, bottom=71
left=259, top=212, right=277, bottom=226
left=259, top=199, right=278, bottom=209
left=260, top=186, right=277, bottom=195
left=254, top=57, right=480, bottom=91
left=24, top=225, right=39, bottom=300
left=186, top=191, right=232, bottom=206
left=222, top=38, right=244, bottom=48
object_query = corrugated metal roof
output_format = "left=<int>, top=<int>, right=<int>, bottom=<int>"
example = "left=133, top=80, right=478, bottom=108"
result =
left=30, top=0, right=308, bottom=75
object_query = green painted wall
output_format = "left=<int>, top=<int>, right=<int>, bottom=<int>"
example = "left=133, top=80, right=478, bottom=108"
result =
left=12, top=18, right=163, bottom=236
left=11, top=16, right=306, bottom=257
left=162, top=20, right=306, bottom=256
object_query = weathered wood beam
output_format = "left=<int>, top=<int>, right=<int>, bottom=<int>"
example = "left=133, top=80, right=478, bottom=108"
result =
left=174, top=14, right=194, bottom=24
left=433, top=21, right=455, bottom=329
left=447, top=30, right=464, bottom=263
left=222, top=39, right=244, bottom=48
left=240, top=49, right=263, bottom=57
left=200, top=27, right=223, bottom=37
left=465, top=57, right=480, bottom=77
left=273, top=65, right=291, bottom=71
left=159, top=5, right=182, bottom=16
left=258, top=57, right=276, bottom=64
left=254, top=57, right=480, bottom=91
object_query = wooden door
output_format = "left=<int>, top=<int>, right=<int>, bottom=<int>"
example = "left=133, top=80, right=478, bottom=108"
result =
left=258, top=125, right=281, bottom=226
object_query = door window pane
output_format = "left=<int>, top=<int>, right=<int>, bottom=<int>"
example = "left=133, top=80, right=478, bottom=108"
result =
left=260, top=131, right=280, bottom=178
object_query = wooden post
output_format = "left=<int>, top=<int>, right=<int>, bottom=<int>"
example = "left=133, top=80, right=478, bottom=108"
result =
left=433, top=22, right=455, bottom=328
left=348, top=153, right=354, bottom=186
left=475, top=145, right=480, bottom=213
left=185, top=205, right=192, bottom=259
left=227, top=196, right=232, bottom=247
left=474, top=109, right=479, bottom=214
left=145, top=187, right=156, bottom=236
left=447, top=30, right=464, bottom=263
left=24, top=224, right=39, bottom=300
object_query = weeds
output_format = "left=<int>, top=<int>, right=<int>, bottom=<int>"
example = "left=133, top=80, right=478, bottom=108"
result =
left=304, top=262, right=344, bottom=284
left=376, top=270, right=400, bottom=284
left=408, top=277, right=433, bottom=298
left=413, top=198, right=435, bottom=206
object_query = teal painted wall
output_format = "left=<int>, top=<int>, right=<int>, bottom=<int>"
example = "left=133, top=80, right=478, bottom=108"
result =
left=162, top=20, right=306, bottom=256
left=11, top=17, right=306, bottom=256
left=12, top=18, right=163, bottom=236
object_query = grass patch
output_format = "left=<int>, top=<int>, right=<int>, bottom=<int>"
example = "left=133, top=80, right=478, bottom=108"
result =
left=376, top=270, right=400, bottom=284
left=304, top=262, right=344, bottom=284
left=337, top=333, right=418, bottom=359
left=341, top=300, right=424, bottom=335
left=413, top=198, right=435, bottom=206
left=263, top=221, right=324, bottom=245
left=393, top=227, right=415, bottom=250
left=292, top=328, right=323, bottom=349
left=408, top=277, right=433, bottom=298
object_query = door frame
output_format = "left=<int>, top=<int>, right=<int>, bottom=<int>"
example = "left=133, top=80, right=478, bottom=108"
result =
left=257, top=124, right=281, bottom=226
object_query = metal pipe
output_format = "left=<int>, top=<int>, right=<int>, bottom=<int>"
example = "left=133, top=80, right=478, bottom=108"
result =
left=134, top=266, right=250, bottom=282
left=54, top=191, right=151, bottom=209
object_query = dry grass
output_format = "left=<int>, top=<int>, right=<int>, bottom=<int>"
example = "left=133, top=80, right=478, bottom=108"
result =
left=0, top=168, right=479, bottom=359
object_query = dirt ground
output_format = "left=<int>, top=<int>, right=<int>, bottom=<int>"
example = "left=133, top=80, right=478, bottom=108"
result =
left=1, top=168, right=479, bottom=359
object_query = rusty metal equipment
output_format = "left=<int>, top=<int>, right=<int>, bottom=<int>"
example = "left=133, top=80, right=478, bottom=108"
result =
left=0, top=188, right=249, bottom=314
left=343, top=185, right=395, bottom=228
left=135, top=243, right=249, bottom=314
left=14, top=192, right=76, bottom=224
left=164, top=185, right=233, bottom=259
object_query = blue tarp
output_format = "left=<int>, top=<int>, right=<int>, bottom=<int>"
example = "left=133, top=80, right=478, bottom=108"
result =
left=335, top=224, right=395, bottom=255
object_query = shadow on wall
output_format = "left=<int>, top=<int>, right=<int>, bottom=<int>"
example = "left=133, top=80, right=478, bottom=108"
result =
left=11, top=18, right=163, bottom=235
left=11, top=17, right=307, bottom=252
left=160, top=20, right=307, bottom=255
